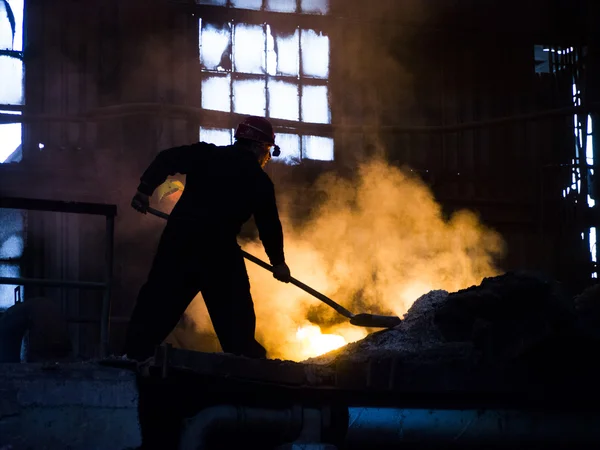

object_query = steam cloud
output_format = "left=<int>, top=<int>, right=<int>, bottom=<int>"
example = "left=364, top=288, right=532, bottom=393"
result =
left=163, top=0, right=503, bottom=361
left=180, top=158, right=505, bottom=361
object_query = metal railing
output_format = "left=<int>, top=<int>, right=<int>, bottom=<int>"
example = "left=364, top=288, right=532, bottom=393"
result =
left=0, top=196, right=116, bottom=358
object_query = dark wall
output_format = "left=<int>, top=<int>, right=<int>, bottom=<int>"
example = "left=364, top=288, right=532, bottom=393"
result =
left=1, top=0, right=598, bottom=356
left=327, top=0, right=597, bottom=286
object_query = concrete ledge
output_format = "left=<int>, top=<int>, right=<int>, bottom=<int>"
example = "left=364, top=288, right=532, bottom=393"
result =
left=0, top=362, right=141, bottom=450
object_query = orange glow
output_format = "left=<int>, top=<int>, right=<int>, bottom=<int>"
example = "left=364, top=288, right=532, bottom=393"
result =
left=162, top=159, right=505, bottom=361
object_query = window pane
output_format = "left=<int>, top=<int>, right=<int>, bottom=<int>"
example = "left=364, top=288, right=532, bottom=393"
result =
left=267, top=27, right=300, bottom=77
left=0, top=209, right=25, bottom=255
left=266, top=26, right=277, bottom=76
left=0, top=56, right=24, bottom=104
left=303, top=135, right=333, bottom=161
left=233, top=79, right=266, bottom=116
left=0, top=263, right=19, bottom=309
left=301, top=29, right=329, bottom=78
left=301, top=85, right=330, bottom=123
left=199, top=21, right=231, bottom=71
left=231, top=0, right=262, bottom=10
left=234, top=24, right=265, bottom=74
left=301, top=0, right=328, bottom=14
left=266, top=0, right=297, bottom=12
left=268, top=80, right=299, bottom=121
left=0, top=0, right=24, bottom=51
left=195, top=0, right=227, bottom=5
left=199, top=127, right=232, bottom=146
left=202, top=75, right=231, bottom=112
left=0, top=3, right=13, bottom=49
left=0, top=234, right=23, bottom=258
left=274, top=133, right=301, bottom=165
left=0, top=111, right=21, bottom=163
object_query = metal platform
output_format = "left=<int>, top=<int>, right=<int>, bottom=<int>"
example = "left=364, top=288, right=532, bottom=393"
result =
left=100, top=342, right=600, bottom=411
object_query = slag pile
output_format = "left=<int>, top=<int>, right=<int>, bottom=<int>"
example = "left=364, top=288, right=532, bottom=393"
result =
left=308, top=271, right=600, bottom=391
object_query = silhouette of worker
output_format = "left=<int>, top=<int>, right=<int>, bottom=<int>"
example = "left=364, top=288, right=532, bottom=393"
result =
left=125, top=116, right=291, bottom=361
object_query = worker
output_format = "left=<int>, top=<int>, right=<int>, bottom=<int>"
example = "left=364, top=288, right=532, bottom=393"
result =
left=125, top=116, right=291, bottom=363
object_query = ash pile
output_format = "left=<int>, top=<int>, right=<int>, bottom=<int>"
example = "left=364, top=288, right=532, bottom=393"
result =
left=308, top=271, right=600, bottom=393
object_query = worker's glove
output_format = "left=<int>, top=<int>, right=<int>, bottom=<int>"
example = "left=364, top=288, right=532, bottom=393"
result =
left=131, top=191, right=150, bottom=214
left=272, top=262, right=291, bottom=283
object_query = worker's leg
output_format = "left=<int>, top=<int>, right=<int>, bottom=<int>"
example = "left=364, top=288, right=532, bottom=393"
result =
left=201, top=247, right=267, bottom=359
left=125, top=224, right=200, bottom=361
left=128, top=226, right=203, bottom=448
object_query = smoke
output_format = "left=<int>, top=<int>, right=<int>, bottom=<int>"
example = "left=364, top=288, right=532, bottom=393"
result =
left=180, top=157, right=505, bottom=361
left=10, top=1, right=501, bottom=361
left=175, top=1, right=504, bottom=361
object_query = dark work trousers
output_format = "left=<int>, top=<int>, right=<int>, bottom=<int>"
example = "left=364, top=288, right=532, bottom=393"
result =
left=127, top=220, right=267, bottom=449
left=125, top=219, right=267, bottom=361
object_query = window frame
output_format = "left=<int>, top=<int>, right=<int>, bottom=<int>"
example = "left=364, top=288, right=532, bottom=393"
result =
left=0, top=0, right=26, bottom=164
left=192, top=0, right=329, bottom=16
left=194, top=2, right=335, bottom=164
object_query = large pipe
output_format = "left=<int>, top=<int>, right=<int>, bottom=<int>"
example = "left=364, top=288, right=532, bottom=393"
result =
left=179, top=405, right=304, bottom=450
left=344, top=407, right=600, bottom=448
left=179, top=404, right=600, bottom=449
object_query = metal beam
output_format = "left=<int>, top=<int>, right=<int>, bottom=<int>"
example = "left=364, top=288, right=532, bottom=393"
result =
left=0, top=277, right=107, bottom=290
left=1, top=104, right=599, bottom=134
left=101, top=215, right=115, bottom=358
left=0, top=197, right=117, bottom=217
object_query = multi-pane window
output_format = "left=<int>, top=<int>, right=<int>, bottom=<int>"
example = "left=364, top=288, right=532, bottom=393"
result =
left=0, top=0, right=24, bottom=163
left=197, top=0, right=333, bottom=164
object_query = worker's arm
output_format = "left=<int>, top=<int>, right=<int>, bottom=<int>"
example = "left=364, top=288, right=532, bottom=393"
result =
left=253, top=173, right=286, bottom=267
left=137, top=142, right=213, bottom=196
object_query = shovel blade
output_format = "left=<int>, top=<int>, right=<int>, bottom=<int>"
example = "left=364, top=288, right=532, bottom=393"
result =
left=349, top=313, right=401, bottom=328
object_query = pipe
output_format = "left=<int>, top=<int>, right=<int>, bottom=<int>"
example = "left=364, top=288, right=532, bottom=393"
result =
left=179, top=405, right=303, bottom=450
left=179, top=405, right=600, bottom=449
left=345, top=407, right=600, bottom=448
left=100, top=214, right=114, bottom=358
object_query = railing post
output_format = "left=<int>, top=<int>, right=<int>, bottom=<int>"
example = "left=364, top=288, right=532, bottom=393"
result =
left=101, top=215, right=115, bottom=358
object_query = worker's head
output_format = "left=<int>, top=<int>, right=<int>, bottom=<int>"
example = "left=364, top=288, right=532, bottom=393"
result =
left=234, top=116, right=281, bottom=168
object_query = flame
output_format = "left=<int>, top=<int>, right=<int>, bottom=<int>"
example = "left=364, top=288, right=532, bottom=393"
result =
left=156, top=180, right=185, bottom=202
left=155, top=179, right=184, bottom=211
left=295, top=324, right=348, bottom=360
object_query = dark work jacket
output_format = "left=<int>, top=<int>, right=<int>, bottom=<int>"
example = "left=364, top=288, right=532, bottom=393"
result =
left=137, top=141, right=285, bottom=266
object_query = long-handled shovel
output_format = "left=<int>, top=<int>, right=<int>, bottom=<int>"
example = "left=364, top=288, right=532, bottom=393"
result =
left=146, top=207, right=401, bottom=328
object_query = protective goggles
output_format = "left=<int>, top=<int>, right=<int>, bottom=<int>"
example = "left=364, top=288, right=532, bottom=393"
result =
left=264, top=143, right=281, bottom=157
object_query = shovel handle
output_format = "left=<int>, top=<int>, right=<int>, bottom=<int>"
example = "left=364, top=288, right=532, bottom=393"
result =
left=146, top=207, right=355, bottom=320
left=147, top=207, right=169, bottom=220
left=240, top=250, right=355, bottom=320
